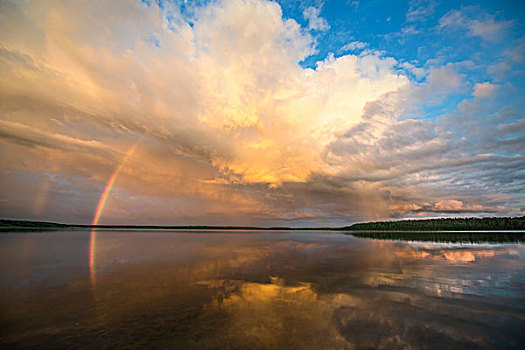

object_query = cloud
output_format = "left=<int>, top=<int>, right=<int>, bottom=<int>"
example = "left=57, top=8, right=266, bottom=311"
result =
left=302, top=6, right=330, bottom=31
left=472, top=82, right=498, bottom=98
left=339, top=40, right=367, bottom=53
left=323, top=58, right=524, bottom=218
left=347, top=1, right=359, bottom=12
left=398, top=61, right=426, bottom=80
left=0, top=0, right=523, bottom=224
left=439, top=8, right=514, bottom=42
left=0, top=0, right=413, bottom=224
left=406, top=0, right=437, bottom=23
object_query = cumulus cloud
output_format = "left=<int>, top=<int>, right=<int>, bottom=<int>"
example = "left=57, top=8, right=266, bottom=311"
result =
left=0, top=0, right=523, bottom=225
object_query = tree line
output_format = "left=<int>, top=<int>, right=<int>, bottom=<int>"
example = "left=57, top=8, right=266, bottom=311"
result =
left=346, top=216, right=525, bottom=231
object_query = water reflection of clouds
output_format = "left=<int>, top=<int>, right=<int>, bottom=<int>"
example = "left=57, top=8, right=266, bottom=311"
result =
left=380, top=243, right=525, bottom=299
left=197, top=278, right=353, bottom=349
left=2, top=232, right=524, bottom=349
left=395, top=244, right=520, bottom=263
left=89, top=234, right=524, bottom=302
left=188, top=241, right=525, bottom=349
left=196, top=275, right=523, bottom=349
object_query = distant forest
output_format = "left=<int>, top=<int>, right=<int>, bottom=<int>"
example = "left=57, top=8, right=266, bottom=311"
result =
left=346, top=217, right=525, bottom=231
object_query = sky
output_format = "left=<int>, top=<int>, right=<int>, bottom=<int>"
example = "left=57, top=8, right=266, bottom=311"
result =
left=0, top=0, right=524, bottom=226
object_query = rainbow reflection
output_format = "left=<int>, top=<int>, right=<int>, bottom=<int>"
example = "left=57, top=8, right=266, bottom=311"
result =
left=89, top=144, right=138, bottom=291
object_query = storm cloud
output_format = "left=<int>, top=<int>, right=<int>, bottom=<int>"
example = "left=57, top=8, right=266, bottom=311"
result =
left=0, top=0, right=523, bottom=225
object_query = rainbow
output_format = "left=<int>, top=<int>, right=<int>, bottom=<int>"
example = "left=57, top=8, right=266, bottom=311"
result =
left=89, top=143, right=138, bottom=290
left=32, top=177, right=52, bottom=218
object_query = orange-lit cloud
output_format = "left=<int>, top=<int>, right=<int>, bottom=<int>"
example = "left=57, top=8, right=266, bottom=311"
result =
left=0, top=0, right=521, bottom=225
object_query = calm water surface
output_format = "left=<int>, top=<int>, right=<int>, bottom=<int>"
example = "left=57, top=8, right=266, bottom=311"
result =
left=1, top=230, right=524, bottom=349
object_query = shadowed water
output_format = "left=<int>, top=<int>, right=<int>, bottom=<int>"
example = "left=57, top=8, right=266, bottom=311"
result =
left=1, top=230, right=524, bottom=349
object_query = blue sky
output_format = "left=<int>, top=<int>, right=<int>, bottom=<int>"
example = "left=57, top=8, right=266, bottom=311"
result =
left=0, top=0, right=524, bottom=225
left=287, top=1, right=524, bottom=65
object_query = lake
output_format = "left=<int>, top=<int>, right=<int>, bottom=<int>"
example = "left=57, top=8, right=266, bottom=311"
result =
left=1, top=230, right=524, bottom=349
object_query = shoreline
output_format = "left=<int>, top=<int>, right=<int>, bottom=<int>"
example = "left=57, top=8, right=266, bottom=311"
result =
left=2, top=217, right=524, bottom=232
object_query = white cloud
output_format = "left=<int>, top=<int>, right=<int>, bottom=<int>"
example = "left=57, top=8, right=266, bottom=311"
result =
left=302, top=6, right=330, bottom=31
left=399, top=61, right=426, bottom=80
left=340, top=41, right=367, bottom=53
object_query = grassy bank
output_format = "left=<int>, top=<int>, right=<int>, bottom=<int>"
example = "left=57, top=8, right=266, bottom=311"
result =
left=350, top=231, right=525, bottom=243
